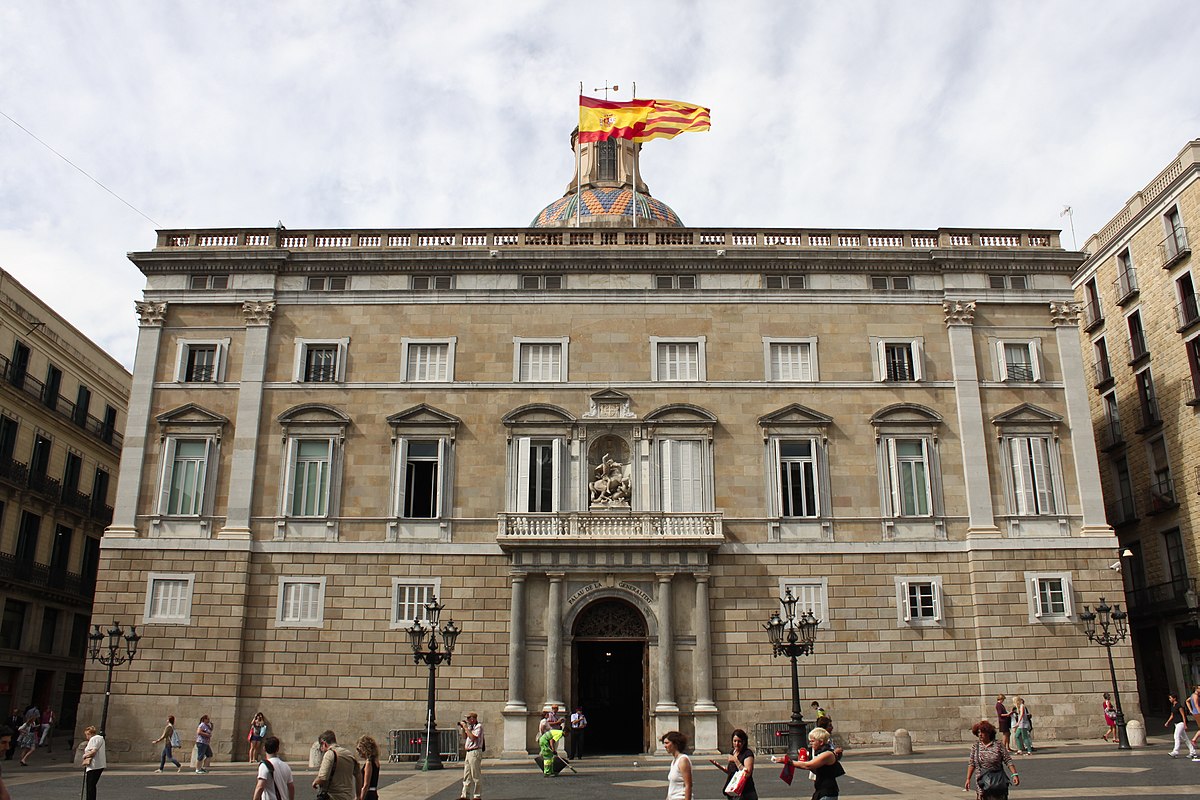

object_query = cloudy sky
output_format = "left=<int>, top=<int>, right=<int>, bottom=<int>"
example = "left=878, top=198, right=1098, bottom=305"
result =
left=1, top=0, right=1198, bottom=369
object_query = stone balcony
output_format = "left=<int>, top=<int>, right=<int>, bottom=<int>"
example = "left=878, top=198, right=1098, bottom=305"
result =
left=497, top=511, right=724, bottom=549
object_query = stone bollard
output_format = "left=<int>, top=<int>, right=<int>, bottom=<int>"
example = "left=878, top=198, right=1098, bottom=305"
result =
left=309, top=740, right=323, bottom=768
left=1125, top=719, right=1146, bottom=747
left=893, top=728, right=912, bottom=756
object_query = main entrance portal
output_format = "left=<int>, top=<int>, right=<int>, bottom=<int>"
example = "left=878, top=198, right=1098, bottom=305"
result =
left=572, top=599, right=647, bottom=755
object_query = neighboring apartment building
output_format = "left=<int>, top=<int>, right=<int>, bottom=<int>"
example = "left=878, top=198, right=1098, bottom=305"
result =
left=84, top=133, right=1130, bottom=761
left=0, top=270, right=129, bottom=731
left=1075, top=139, right=1200, bottom=714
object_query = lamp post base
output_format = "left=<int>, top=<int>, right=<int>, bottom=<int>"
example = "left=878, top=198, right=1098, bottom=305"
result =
left=415, top=752, right=445, bottom=770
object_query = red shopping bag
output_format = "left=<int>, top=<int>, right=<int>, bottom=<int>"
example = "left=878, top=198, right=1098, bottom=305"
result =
left=779, top=754, right=795, bottom=785
left=724, top=768, right=748, bottom=796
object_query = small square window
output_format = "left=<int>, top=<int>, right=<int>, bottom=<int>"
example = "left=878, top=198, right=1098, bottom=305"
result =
left=144, top=573, right=195, bottom=624
left=780, top=579, right=828, bottom=628
left=1026, top=572, right=1073, bottom=622
left=190, top=274, right=229, bottom=290
left=655, top=274, right=697, bottom=289
left=391, top=580, right=441, bottom=627
left=998, top=340, right=1040, bottom=382
left=516, top=340, right=565, bottom=382
left=412, top=275, right=453, bottom=290
left=307, top=276, right=349, bottom=291
left=521, top=274, right=564, bottom=290
left=405, top=342, right=453, bottom=382
left=765, top=274, right=806, bottom=290
left=872, top=275, right=911, bottom=291
left=652, top=339, right=705, bottom=381
left=895, top=577, right=942, bottom=626
left=276, top=578, right=325, bottom=627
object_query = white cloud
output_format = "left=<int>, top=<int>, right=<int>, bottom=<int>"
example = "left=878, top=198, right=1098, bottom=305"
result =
left=1, top=0, right=1199, bottom=367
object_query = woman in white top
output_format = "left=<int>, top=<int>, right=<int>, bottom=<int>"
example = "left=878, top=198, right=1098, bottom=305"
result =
left=82, top=725, right=106, bottom=800
left=661, top=730, right=692, bottom=800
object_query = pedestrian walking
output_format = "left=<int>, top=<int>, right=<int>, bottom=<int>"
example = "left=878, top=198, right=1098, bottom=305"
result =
left=1165, top=691, right=1197, bottom=759
left=458, top=711, right=483, bottom=799
left=252, top=736, right=294, bottom=800
left=707, top=728, right=757, bottom=800
left=1011, top=698, right=1033, bottom=755
left=81, top=725, right=106, bottom=800
left=194, top=715, right=214, bottom=773
left=995, top=694, right=1013, bottom=752
left=355, top=735, right=380, bottom=800
left=1188, top=686, right=1200, bottom=748
left=312, top=730, right=360, bottom=800
left=247, top=712, right=268, bottom=763
left=1101, top=692, right=1118, bottom=742
left=38, top=707, right=53, bottom=749
left=661, top=730, right=692, bottom=800
left=569, top=706, right=587, bottom=760
left=15, top=717, right=36, bottom=766
left=151, top=714, right=182, bottom=773
left=964, top=720, right=1018, bottom=800
left=786, top=727, right=844, bottom=800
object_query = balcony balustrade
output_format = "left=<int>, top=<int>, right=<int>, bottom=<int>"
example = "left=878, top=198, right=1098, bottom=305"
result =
left=498, top=511, right=723, bottom=545
left=1160, top=227, right=1191, bottom=269
left=1125, top=576, right=1190, bottom=617
left=0, top=355, right=123, bottom=449
left=0, top=551, right=87, bottom=601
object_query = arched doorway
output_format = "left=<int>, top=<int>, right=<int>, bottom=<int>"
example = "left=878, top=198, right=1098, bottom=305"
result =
left=572, top=598, right=647, bottom=755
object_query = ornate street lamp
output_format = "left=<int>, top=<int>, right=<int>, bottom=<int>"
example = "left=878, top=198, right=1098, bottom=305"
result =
left=764, top=589, right=820, bottom=757
left=1079, top=597, right=1130, bottom=750
left=86, top=621, right=140, bottom=736
left=407, top=596, right=461, bottom=770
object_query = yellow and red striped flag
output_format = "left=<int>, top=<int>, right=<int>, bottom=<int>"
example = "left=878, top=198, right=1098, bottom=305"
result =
left=579, top=95, right=710, bottom=143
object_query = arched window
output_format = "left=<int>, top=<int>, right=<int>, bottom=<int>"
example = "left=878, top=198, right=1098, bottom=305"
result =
left=597, top=139, right=617, bottom=180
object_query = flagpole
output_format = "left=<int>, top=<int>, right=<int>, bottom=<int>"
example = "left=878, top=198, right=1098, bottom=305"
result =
left=631, top=81, right=638, bottom=228
left=576, top=82, right=583, bottom=228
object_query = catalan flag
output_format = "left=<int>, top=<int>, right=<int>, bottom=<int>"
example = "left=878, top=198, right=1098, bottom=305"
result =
left=579, top=95, right=710, bottom=143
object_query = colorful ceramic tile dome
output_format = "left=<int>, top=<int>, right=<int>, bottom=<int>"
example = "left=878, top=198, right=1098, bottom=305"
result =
left=531, top=187, right=683, bottom=228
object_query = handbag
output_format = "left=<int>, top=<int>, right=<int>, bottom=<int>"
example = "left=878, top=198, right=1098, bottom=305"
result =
left=978, top=767, right=1010, bottom=792
left=723, top=768, right=748, bottom=797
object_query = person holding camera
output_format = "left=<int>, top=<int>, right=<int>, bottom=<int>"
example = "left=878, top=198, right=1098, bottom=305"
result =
left=312, top=730, right=360, bottom=800
left=458, top=712, right=483, bottom=800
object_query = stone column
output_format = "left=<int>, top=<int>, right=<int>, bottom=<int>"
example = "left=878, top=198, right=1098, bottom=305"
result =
left=545, top=573, right=565, bottom=709
left=654, top=572, right=679, bottom=752
left=218, top=301, right=275, bottom=539
left=1051, top=301, right=1114, bottom=535
left=107, top=302, right=168, bottom=537
left=944, top=301, right=1002, bottom=537
left=502, top=572, right=530, bottom=755
left=692, top=572, right=719, bottom=753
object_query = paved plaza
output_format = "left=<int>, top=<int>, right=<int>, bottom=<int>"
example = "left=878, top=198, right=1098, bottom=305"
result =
left=6, top=737, right=1200, bottom=799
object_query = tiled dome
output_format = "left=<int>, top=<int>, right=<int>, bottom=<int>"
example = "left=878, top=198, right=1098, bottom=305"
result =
left=531, top=187, right=683, bottom=228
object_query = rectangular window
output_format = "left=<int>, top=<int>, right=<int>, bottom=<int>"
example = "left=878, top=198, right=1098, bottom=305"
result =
left=767, top=341, right=816, bottom=382
left=289, top=439, right=331, bottom=517
left=307, top=276, right=348, bottom=291
left=38, top=607, right=58, bottom=654
left=778, top=440, right=818, bottom=517
left=654, top=340, right=703, bottom=381
left=1008, top=436, right=1058, bottom=515
left=190, top=274, right=229, bottom=290
left=879, top=340, right=922, bottom=382
left=780, top=579, right=828, bottom=628
left=1027, top=573, right=1072, bottom=621
left=406, top=343, right=451, bottom=381
left=655, top=274, right=696, bottom=289
left=1000, top=341, right=1038, bottom=381
left=391, top=580, right=440, bottom=627
left=989, top=274, right=1029, bottom=290
left=518, top=343, right=563, bottom=382
left=1164, top=206, right=1189, bottom=261
left=900, top=580, right=941, bottom=622
left=49, top=525, right=72, bottom=574
left=659, top=439, right=704, bottom=512
left=1127, top=310, right=1148, bottom=361
left=305, top=345, right=339, bottom=382
left=516, top=438, right=561, bottom=513
left=181, top=344, right=219, bottom=382
left=0, top=600, right=28, bottom=650
left=887, top=439, right=931, bottom=517
left=521, top=274, right=563, bottom=290
left=277, top=578, right=325, bottom=626
left=63, top=452, right=82, bottom=494
left=871, top=275, right=911, bottom=291
left=1165, top=528, right=1188, bottom=583
left=1147, top=437, right=1175, bottom=510
left=1135, top=369, right=1159, bottom=428
left=1093, top=337, right=1112, bottom=385
left=0, top=416, right=16, bottom=461
left=16, top=511, right=40, bottom=564
left=401, top=440, right=440, bottom=519
left=30, top=433, right=51, bottom=477
left=144, top=574, right=195, bottom=624
left=1116, top=249, right=1138, bottom=300
left=1083, top=278, right=1103, bottom=327
left=1188, top=336, right=1200, bottom=403
left=44, top=365, right=62, bottom=409
left=160, top=439, right=210, bottom=516
left=1177, top=272, right=1199, bottom=329
left=765, top=274, right=806, bottom=290
left=412, top=275, right=453, bottom=290
left=1102, top=391, right=1122, bottom=447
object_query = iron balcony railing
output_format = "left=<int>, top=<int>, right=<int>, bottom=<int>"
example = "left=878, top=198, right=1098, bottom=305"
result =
left=1148, top=474, right=1178, bottom=515
left=1160, top=227, right=1191, bottom=268
left=1115, top=268, right=1139, bottom=304
left=0, top=551, right=89, bottom=601
left=0, top=457, right=109, bottom=523
left=1083, top=299, right=1104, bottom=330
left=1093, top=356, right=1113, bottom=387
left=0, top=355, right=123, bottom=449
left=1106, top=495, right=1137, bottom=527
left=1125, top=576, right=1190, bottom=617
left=1098, top=418, right=1124, bottom=451
left=1177, top=292, right=1200, bottom=330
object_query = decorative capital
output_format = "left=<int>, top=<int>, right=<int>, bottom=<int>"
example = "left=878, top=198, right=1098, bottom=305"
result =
left=242, top=300, right=276, bottom=326
left=943, top=300, right=976, bottom=327
left=135, top=301, right=168, bottom=327
left=1049, top=300, right=1082, bottom=327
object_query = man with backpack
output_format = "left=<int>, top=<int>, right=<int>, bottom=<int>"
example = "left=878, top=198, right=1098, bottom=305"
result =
left=253, top=736, right=294, bottom=800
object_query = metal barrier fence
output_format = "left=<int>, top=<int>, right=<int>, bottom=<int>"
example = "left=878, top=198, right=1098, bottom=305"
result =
left=754, top=721, right=808, bottom=755
left=388, top=729, right=461, bottom=763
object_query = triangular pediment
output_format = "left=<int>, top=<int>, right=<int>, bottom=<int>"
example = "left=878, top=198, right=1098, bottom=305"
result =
left=156, top=403, right=229, bottom=427
left=644, top=403, right=717, bottom=423
left=991, top=403, right=1063, bottom=426
left=590, top=388, right=631, bottom=406
left=387, top=404, right=462, bottom=427
left=759, top=403, right=833, bottom=428
left=870, top=403, right=943, bottom=426
left=502, top=403, right=576, bottom=425
left=278, top=403, right=351, bottom=425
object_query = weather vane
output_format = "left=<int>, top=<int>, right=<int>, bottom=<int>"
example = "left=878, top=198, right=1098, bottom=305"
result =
left=593, top=82, right=620, bottom=99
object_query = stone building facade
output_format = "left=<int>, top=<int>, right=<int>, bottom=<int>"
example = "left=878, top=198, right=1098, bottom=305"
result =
left=0, top=269, right=129, bottom=731
left=1074, top=139, right=1200, bottom=714
left=84, top=134, right=1133, bottom=761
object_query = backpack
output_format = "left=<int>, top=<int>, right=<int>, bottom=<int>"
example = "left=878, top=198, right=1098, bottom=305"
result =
left=170, top=727, right=181, bottom=748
